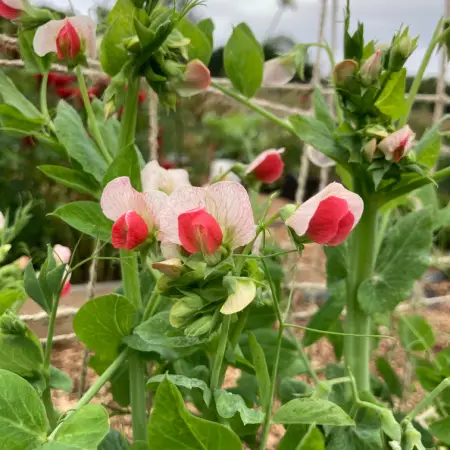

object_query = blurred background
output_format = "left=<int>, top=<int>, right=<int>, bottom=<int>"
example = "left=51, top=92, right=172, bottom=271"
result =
left=1, top=0, right=449, bottom=284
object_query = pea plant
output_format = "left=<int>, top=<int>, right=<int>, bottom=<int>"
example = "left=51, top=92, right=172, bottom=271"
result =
left=1, top=0, right=450, bottom=449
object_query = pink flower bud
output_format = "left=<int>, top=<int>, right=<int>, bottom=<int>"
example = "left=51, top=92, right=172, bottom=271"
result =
left=178, top=207, right=223, bottom=255
left=378, top=125, right=415, bottom=163
left=61, top=281, right=71, bottom=297
left=177, top=59, right=211, bottom=97
left=53, top=244, right=71, bottom=265
left=15, top=255, right=30, bottom=271
left=0, top=0, right=23, bottom=20
left=56, top=20, right=81, bottom=60
left=286, top=182, right=364, bottom=247
left=359, top=50, right=382, bottom=85
left=0, top=211, right=4, bottom=229
left=262, top=57, right=296, bottom=86
left=112, top=211, right=149, bottom=250
left=364, top=139, right=378, bottom=162
left=246, top=148, right=285, bottom=183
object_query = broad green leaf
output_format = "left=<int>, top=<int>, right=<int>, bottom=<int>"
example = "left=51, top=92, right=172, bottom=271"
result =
left=302, top=294, right=345, bottom=347
left=375, top=357, right=402, bottom=397
left=0, top=104, right=44, bottom=131
left=148, top=374, right=211, bottom=406
left=224, top=23, right=264, bottom=98
left=148, top=378, right=242, bottom=449
left=273, top=398, right=354, bottom=426
left=248, top=331, right=270, bottom=408
left=52, top=201, right=112, bottom=242
left=358, top=209, right=433, bottom=315
left=54, top=100, right=108, bottom=182
left=327, top=423, right=383, bottom=450
left=415, top=123, right=442, bottom=168
left=289, top=115, right=347, bottom=163
left=0, top=369, right=48, bottom=449
left=197, top=18, right=214, bottom=48
left=239, top=328, right=307, bottom=377
left=313, top=88, right=334, bottom=131
left=178, top=18, right=212, bottom=65
left=103, top=144, right=142, bottom=190
left=214, top=389, right=264, bottom=425
left=19, top=29, right=52, bottom=74
left=39, top=166, right=101, bottom=199
left=429, top=417, right=450, bottom=445
left=398, top=315, right=435, bottom=352
left=36, top=444, right=81, bottom=449
left=0, top=288, right=26, bottom=315
left=434, top=202, right=450, bottom=230
left=73, top=294, right=137, bottom=360
left=49, top=366, right=73, bottom=392
left=124, top=311, right=208, bottom=351
left=99, top=429, right=130, bottom=450
left=53, top=404, right=109, bottom=448
left=325, top=243, right=348, bottom=290
left=436, top=347, right=450, bottom=376
left=279, top=377, right=312, bottom=405
left=279, top=424, right=325, bottom=450
left=24, top=262, right=49, bottom=312
left=375, top=69, right=407, bottom=119
left=0, top=70, right=42, bottom=120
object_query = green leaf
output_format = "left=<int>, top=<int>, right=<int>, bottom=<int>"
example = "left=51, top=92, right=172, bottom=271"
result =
left=214, top=389, right=264, bottom=425
left=148, top=374, right=211, bottom=406
left=279, top=377, right=312, bottom=405
left=148, top=378, right=242, bottom=449
left=124, top=311, right=208, bottom=351
left=49, top=366, right=73, bottom=392
left=0, top=288, right=27, bottom=315
left=103, top=144, right=142, bottom=190
left=313, top=88, right=334, bottom=131
left=429, top=417, right=450, bottom=445
left=0, top=369, right=48, bottom=449
left=99, top=429, right=130, bottom=450
left=414, top=122, right=442, bottom=168
left=39, top=166, right=101, bottom=199
left=52, top=201, right=112, bottom=242
left=248, top=331, right=270, bottom=409
left=178, top=18, right=212, bottom=65
left=375, top=69, right=407, bottom=119
left=399, top=315, right=435, bottom=352
left=19, top=29, right=52, bottom=74
left=197, top=18, right=214, bottom=48
left=273, top=398, right=354, bottom=426
left=358, top=209, right=433, bottom=315
left=24, top=262, right=49, bottom=313
left=53, top=405, right=109, bottom=448
left=327, top=423, right=383, bottom=450
left=0, top=104, right=44, bottom=131
left=36, top=444, right=81, bottom=449
left=303, top=294, right=345, bottom=347
left=375, top=357, right=402, bottom=397
left=0, top=70, right=42, bottom=120
left=289, top=115, right=347, bottom=163
left=54, top=100, right=108, bottom=182
left=224, top=23, right=264, bottom=98
left=279, top=425, right=325, bottom=450
left=73, top=294, right=137, bottom=360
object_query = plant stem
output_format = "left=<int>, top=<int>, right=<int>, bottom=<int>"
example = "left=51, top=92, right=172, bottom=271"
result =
left=120, top=249, right=143, bottom=310
left=345, top=190, right=378, bottom=393
left=210, top=315, right=231, bottom=392
left=48, top=350, right=128, bottom=440
left=75, top=66, right=112, bottom=164
left=143, top=290, right=160, bottom=321
left=40, top=71, right=56, bottom=134
left=400, top=18, right=444, bottom=127
left=119, top=76, right=140, bottom=151
left=42, top=388, right=58, bottom=430
left=44, top=290, right=63, bottom=372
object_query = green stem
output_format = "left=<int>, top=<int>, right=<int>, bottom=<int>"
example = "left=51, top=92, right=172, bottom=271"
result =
left=405, top=377, right=450, bottom=421
left=400, top=18, right=444, bottom=127
left=120, top=249, right=143, bottom=310
left=210, top=315, right=231, bottom=392
left=40, top=71, right=56, bottom=134
left=75, top=66, right=112, bottom=164
left=42, top=388, right=58, bottom=430
left=345, top=190, right=378, bottom=393
left=48, top=350, right=128, bottom=440
left=119, top=76, right=140, bottom=151
left=143, top=290, right=160, bottom=321
left=44, top=288, right=64, bottom=372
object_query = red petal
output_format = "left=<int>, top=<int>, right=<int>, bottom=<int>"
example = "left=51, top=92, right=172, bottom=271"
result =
left=56, top=20, right=81, bottom=60
left=327, top=211, right=355, bottom=246
left=112, top=211, right=148, bottom=250
left=178, top=207, right=223, bottom=254
left=306, top=196, right=349, bottom=244
left=0, top=1, right=20, bottom=19
left=253, top=153, right=284, bottom=183
left=61, top=281, right=71, bottom=297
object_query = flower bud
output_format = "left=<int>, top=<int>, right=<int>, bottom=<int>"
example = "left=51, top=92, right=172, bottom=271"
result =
left=364, top=124, right=389, bottom=140
left=246, top=148, right=285, bottom=184
left=112, top=211, right=149, bottom=250
left=0, top=0, right=23, bottom=20
left=333, top=60, right=358, bottom=87
left=184, top=315, right=213, bottom=337
left=359, top=50, right=382, bottom=85
left=170, top=295, right=204, bottom=328
left=0, top=311, right=26, bottom=335
left=388, top=29, right=417, bottom=72
left=378, top=125, right=415, bottom=163
left=104, top=100, right=116, bottom=120
left=364, top=139, right=378, bottom=162
left=0, top=211, right=4, bottom=229
left=221, top=277, right=256, bottom=315
left=15, top=255, right=30, bottom=271
left=56, top=20, right=81, bottom=60
left=177, top=59, right=211, bottom=97
left=152, top=258, right=183, bottom=279
left=0, top=244, right=11, bottom=263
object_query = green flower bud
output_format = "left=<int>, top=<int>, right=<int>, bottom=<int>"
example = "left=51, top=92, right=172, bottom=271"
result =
left=170, top=295, right=204, bottom=328
left=388, top=28, right=418, bottom=71
left=333, top=59, right=358, bottom=87
left=0, top=311, right=26, bottom=336
left=364, top=124, right=389, bottom=139
left=184, top=315, right=214, bottom=337
left=279, top=204, right=297, bottom=222
left=0, top=244, right=11, bottom=264
left=123, top=35, right=141, bottom=53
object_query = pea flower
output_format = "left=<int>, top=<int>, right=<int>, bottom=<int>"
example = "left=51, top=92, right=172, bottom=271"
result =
left=33, top=15, right=97, bottom=60
left=333, top=59, right=358, bottom=87
left=0, top=0, right=23, bottom=20
left=378, top=125, right=415, bottom=163
left=100, top=177, right=167, bottom=250
left=263, top=57, right=296, bottom=86
left=246, top=148, right=285, bottom=183
left=159, top=181, right=256, bottom=256
left=177, top=59, right=211, bottom=97
left=285, top=182, right=364, bottom=246
left=141, top=160, right=191, bottom=195
left=306, top=145, right=335, bottom=168
left=53, top=244, right=72, bottom=297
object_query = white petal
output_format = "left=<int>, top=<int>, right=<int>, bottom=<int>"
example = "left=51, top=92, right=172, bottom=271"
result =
left=0, top=211, right=4, bottom=230
left=246, top=148, right=285, bottom=174
left=142, top=160, right=190, bottom=195
left=205, top=181, right=256, bottom=249
left=53, top=244, right=71, bottom=265
left=69, top=15, right=98, bottom=58
left=286, top=182, right=364, bottom=236
left=263, top=57, right=296, bottom=86
left=221, top=279, right=256, bottom=315
left=161, top=242, right=182, bottom=259
left=378, top=125, right=415, bottom=159
left=209, top=159, right=240, bottom=183
left=100, top=177, right=137, bottom=221
left=159, top=187, right=207, bottom=245
left=4, top=0, right=23, bottom=8
left=306, top=145, right=336, bottom=168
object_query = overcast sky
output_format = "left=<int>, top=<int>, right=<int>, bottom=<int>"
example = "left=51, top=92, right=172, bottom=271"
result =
left=38, top=0, right=446, bottom=77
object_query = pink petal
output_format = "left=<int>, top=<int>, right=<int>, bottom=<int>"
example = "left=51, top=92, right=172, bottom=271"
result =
left=0, top=0, right=21, bottom=19
left=101, top=177, right=138, bottom=222
left=378, top=125, right=415, bottom=161
left=61, top=281, right=71, bottom=297
left=246, top=148, right=285, bottom=183
left=263, top=57, right=296, bottom=86
left=0, top=211, right=4, bottom=229
left=286, top=182, right=364, bottom=237
left=112, top=211, right=148, bottom=250
left=53, top=244, right=71, bottom=265
left=177, top=59, right=211, bottom=97
left=306, top=145, right=336, bottom=168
